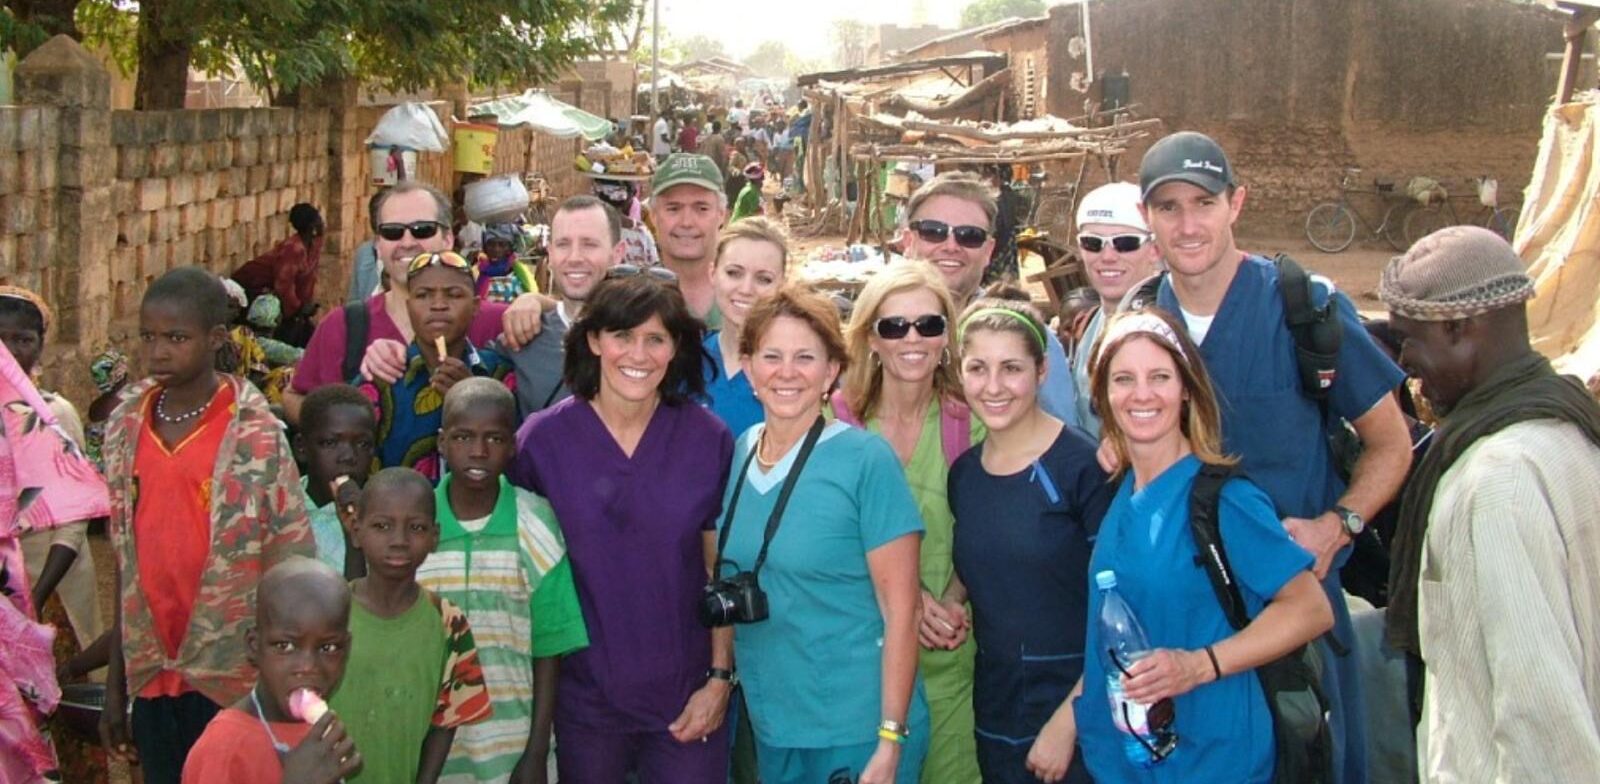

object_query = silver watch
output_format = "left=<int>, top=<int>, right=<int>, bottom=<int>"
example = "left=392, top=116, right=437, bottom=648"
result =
left=1332, top=505, right=1365, bottom=537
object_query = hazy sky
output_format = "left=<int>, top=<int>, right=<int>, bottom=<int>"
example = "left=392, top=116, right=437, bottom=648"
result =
left=651, top=0, right=974, bottom=63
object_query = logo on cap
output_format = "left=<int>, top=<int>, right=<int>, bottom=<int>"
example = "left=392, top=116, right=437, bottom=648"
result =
left=1087, top=209, right=1114, bottom=218
left=1182, top=159, right=1225, bottom=175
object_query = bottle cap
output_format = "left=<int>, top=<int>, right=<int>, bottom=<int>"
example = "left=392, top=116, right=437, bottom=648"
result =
left=1095, top=570, right=1117, bottom=590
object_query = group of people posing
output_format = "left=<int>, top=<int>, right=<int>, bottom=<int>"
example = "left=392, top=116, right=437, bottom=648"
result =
left=5, top=127, right=1598, bottom=784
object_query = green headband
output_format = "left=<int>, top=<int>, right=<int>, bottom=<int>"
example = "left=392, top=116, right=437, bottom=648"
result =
left=958, top=307, right=1047, bottom=351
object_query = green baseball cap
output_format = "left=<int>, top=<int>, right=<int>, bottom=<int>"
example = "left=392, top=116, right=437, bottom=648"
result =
left=652, top=153, right=723, bottom=198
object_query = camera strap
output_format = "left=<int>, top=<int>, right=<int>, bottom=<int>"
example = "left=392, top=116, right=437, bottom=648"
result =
left=715, top=416, right=827, bottom=578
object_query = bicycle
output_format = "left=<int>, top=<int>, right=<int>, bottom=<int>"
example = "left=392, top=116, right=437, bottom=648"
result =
left=1401, top=176, right=1521, bottom=246
left=1304, top=168, right=1408, bottom=253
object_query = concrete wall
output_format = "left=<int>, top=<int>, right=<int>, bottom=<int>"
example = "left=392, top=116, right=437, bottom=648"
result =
left=1042, top=0, right=1564, bottom=235
left=0, top=36, right=614, bottom=407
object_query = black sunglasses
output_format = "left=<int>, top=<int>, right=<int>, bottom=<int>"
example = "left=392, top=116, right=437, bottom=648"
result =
left=909, top=220, right=989, bottom=249
left=1078, top=233, right=1150, bottom=254
left=1109, top=647, right=1180, bottom=763
left=874, top=314, right=947, bottom=340
left=605, top=263, right=679, bottom=285
left=377, top=221, right=447, bottom=241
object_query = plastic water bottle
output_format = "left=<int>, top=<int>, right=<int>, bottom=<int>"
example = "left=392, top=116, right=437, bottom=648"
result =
left=1096, top=570, right=1171, bottom=767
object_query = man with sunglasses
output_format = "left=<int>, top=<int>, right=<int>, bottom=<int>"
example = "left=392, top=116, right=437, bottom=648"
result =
left=284, top=182, right=545, bottom=425
left=900, top=172, right=1080, bottom=426
left=1068, top=182, right=1162, bottom=436
left=361, top=195, right=637, bottom=419
left=1130, top=131, right=1414, bottom=784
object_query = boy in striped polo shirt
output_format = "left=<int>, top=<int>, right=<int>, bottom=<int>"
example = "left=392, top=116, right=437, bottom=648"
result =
left=419, top=378, right=590, bottom=783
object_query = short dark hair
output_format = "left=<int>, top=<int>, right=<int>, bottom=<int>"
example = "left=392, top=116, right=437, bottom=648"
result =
left=554, top=195, right=623, bottom=246
left=442, top=377, right=518, bottom=431
left=359, top=467, right=435, bottom=518
left=300, top=384, right=377, bottom=437
left=0, top=296, right=45, bottom=337
left=289, top=203, right=321, bottom=234
left=373, top=181, right=452, bottom=227
left=563, top=275, right=709, bottom=405
left=143, top=266, right=231, bottom=329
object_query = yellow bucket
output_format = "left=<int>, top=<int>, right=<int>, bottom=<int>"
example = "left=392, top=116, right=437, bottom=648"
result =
left=452, top=122, right=499, bottom=174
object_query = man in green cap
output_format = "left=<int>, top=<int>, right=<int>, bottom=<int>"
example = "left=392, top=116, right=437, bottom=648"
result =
left=651, top=152, right=728, bottom=328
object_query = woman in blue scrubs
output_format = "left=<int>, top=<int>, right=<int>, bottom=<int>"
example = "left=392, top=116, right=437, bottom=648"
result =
left=1068, top=310, right=1333, bottom=783
left=701, top=217, right=788, bottom=439
left=935, top=297, right=1110, bottom=783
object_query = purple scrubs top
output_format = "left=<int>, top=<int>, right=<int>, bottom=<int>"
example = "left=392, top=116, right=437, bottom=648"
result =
left=510, top=396, right=733, bottom=733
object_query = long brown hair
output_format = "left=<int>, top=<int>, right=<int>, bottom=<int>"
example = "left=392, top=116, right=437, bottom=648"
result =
left=839, top=262, right=963, bottom=421
left=1090, top=309, right=1235, bottom=474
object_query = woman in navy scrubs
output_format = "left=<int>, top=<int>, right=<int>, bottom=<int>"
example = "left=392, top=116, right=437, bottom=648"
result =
left=932, top=297, right=1111, bottom=783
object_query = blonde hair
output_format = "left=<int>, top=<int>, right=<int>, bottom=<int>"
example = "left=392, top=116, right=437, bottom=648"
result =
left=1090, top=309, right=1235, bottom=474
left=716, top=216, right=790, bottom=270
left=840, top=262, right=964, bottom=421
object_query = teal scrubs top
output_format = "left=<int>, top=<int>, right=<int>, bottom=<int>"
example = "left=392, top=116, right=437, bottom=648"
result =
left=718, top=422, right=930, bottom=749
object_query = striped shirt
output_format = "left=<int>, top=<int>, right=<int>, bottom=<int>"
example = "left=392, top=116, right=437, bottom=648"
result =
left=1417, top=420, right=1600, bottom=781
left=417, top=475, right=589, bottom=783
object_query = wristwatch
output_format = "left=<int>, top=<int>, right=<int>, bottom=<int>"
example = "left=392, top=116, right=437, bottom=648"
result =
left=706, top=667, right=739, bottom=688
left=1331, top=504, right=1365, bottom=537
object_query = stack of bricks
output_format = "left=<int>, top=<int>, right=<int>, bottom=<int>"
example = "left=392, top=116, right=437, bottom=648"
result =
left=106, top=108, right=331, bottom=323
left=0, top=107, right=62, bottom=299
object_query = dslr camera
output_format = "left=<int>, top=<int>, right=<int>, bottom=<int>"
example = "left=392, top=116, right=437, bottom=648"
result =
left=698, top=571, right=768, bottom=627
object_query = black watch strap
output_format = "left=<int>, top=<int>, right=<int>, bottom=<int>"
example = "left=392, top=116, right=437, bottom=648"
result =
left=707, top=667, right=738, bottom=686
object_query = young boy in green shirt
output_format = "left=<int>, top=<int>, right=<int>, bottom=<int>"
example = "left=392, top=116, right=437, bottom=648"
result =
left=417, top=378, right=589, bottom=783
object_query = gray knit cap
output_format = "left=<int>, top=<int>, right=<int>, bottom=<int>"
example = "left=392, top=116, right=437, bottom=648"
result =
left=1378, top=225, right=1534, bottom=321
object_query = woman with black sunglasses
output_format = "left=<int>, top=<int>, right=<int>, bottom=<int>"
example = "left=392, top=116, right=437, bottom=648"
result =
left=834, top=262, right=983, bottom=784
left=1069, top=309, right=1331, bottom=783
left=938, top=296, right=1110, bottom=784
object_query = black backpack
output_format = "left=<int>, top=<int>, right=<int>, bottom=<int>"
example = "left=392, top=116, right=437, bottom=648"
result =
left=1190, top=463, right=1334, bottom=784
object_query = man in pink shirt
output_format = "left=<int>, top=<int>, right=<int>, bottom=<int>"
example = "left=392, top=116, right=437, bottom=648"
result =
left=282, top=182, right=542, bottom=424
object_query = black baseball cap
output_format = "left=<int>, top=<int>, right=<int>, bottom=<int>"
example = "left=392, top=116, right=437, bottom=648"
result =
left=1139, top=131, right=1234, bottom=202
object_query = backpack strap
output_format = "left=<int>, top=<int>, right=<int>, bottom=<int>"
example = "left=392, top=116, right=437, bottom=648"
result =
left=1275, top=254, right=1342, bottom=409
left=1120, top=271, right=1166, bottom=313
left=829, top=394, right=862, bottom=427
left=341, top=301, right=370, bottom=384
left=1188, top=462, right=1252, bottom=631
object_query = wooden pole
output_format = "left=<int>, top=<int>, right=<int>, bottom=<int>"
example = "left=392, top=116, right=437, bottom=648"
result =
left=1557, top=8, right=1600, bottom=105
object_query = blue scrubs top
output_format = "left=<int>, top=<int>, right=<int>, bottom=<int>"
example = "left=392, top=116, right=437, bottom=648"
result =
left=1156, top=255, right=1401, bottom=784
left=1074, top=456, right=1313, bottom=784
left=949, top=426, right=1110, bottom=780
left=1039, top=330, right=1082, bottom=430
left=718, top=422, right=930, bottom=749
left=701, top=330, right=765, bottom=441
left=1154, top=255, right=1403, bottom=522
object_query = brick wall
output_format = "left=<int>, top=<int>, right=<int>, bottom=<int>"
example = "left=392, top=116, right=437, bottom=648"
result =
left=0, top=36, right=613, bottom=408
left=1040, top=0, right=1563, bottom=236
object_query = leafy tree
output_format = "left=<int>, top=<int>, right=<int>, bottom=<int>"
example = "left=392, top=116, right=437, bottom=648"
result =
left=831, top=19, right=868, bottom=69
left=958, top=0, right=1044, bottom=28
left=5, top=0, right=638, bottom=109
left=676, top=33, right=726, bottom=63
left=743, top=39, right=798, bottom=77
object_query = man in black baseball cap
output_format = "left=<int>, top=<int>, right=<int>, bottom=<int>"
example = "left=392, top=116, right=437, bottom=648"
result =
left=1129, top=130, right=1414, bottom=784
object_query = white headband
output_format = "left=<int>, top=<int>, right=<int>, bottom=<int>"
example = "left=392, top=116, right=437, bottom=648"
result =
left=1099, top=311, right=1189, bottom=366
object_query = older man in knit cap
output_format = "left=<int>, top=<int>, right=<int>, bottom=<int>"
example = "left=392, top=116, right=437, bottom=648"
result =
left=1379, top=225, right=1600, bottom=782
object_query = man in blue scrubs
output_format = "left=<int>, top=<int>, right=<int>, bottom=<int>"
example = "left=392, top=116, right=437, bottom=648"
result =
left=1136, top=131, right=1415, bottom=784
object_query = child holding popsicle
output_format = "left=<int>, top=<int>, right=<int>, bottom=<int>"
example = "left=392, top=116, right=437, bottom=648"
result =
left=181, top=557, right=361, bottom=784
left=294, top=384, right=378, bottom=578
left=355, top=251, right=513, bottom=483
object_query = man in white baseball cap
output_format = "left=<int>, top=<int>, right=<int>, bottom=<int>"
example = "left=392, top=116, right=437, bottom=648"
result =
left=1069, top=181, right=1161, bottom=435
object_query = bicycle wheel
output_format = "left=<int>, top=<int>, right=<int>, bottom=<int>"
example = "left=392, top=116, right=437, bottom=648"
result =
left=1486, top=207, right=1521, bottom=242
left=1305, top=202, right=1356, bottom=253
left=1403, top=204, right=1452, bottom=247
left=1379, top=203, right=1408, bottom=252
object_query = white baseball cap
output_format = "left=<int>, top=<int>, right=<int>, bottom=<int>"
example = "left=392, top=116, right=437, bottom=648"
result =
left=1076, top=182, right=1148, bottom=232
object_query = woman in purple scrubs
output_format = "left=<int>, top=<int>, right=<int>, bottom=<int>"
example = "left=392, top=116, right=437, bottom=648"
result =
left=508, top=269, right=735, bottom=782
